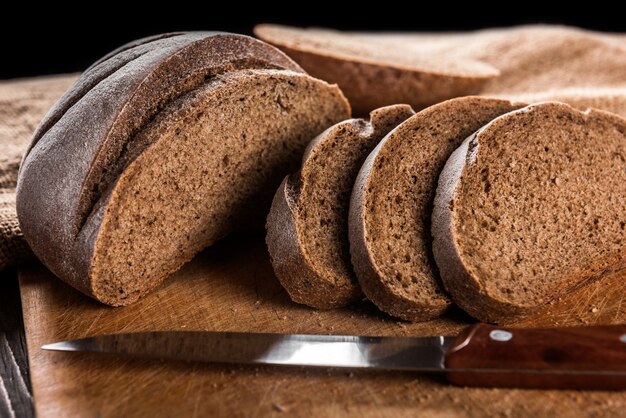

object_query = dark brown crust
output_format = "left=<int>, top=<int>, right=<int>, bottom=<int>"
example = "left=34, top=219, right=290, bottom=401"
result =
left=266, top=105, right=414, bottom=309
left=22, top=34, right=204, bottom=164
left=16, top=33, right=335, bottom=302
left=349, top=97, right=524, bottom=322
left=85, top=33, right=187, bottom=71
left=432, top=102, right=626, bottom=323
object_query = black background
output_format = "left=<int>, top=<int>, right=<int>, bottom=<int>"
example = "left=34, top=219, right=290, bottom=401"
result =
left=1, top=6, right=624, bottom=79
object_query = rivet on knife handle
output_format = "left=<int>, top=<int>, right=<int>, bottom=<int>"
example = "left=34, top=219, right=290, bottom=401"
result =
left=444, top=323, right=626, bottom=390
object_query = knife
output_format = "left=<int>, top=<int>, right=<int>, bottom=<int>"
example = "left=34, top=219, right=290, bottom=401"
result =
left=43, top=323, right=626, bottom=390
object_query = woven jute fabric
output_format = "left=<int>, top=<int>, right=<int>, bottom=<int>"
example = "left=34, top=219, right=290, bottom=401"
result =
left=0, top=26, right=625, bottom=272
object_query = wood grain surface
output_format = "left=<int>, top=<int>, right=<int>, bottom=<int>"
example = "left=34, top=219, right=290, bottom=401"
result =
left=19, top=234, right=626, bottom=418
left=0, top=269, right=33, bottom=418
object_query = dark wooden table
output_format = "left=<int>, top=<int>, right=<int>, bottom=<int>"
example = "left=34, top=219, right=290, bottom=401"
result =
left=0, top=268, right=34, bottom=417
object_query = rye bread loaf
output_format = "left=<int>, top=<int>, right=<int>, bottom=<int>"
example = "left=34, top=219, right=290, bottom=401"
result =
left=266, top=105, right=415, bottom=309
left=254, top=24, right=498, bottom=115
left=349, top=97, right=524, bottom=321
left=432, top=102, right=626, bottom=323
left=17, top=33, right=350, bottom=306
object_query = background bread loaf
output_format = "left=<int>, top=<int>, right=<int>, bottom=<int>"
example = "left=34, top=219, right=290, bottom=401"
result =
left=255, top=25, right=626, bottom=117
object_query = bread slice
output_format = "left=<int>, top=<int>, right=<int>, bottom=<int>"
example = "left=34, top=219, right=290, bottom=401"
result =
left=349, top=97, right=523, bottom=321
left=254, top=24, right=498, bottom=115
left=266, top=105, right=415, bottom=309
left=432, top=102, right=626, bottom=323
left=17, top=33, right=350, bottom=306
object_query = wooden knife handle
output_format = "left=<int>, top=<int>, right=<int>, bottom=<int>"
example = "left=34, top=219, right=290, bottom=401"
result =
left=445, top=323, right=626, bottom=390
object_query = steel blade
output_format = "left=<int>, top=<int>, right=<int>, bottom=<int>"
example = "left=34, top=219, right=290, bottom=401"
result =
left=42, top=331, right=454, bottom=371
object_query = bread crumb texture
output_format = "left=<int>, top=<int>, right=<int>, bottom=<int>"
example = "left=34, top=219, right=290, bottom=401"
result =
left=92, top=70, right=349, bottom=305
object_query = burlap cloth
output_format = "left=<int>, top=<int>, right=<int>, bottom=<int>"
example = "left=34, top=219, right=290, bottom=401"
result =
left=0, top=26, right=625, bottom=271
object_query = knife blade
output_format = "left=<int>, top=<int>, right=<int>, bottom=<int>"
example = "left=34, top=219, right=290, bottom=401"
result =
left=43, top=323, right=626, bottom=390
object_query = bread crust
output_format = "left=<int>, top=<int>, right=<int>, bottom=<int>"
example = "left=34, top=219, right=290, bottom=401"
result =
left=432, top=102, right=626, bottom=323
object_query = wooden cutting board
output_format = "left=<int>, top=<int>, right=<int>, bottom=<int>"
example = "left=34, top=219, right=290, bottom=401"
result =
left=19, top=235, right=626, bottom=417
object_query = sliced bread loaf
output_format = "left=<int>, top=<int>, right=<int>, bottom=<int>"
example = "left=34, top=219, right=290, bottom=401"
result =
left=254, top=24, right=498, bottom=115
left=266, top=105, right=415, bottom=309
left=432, top=102, right=626, bottom=323
left=349, top=97, right=523, bottom=321
left=17, top=33, right=350, bottom=306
